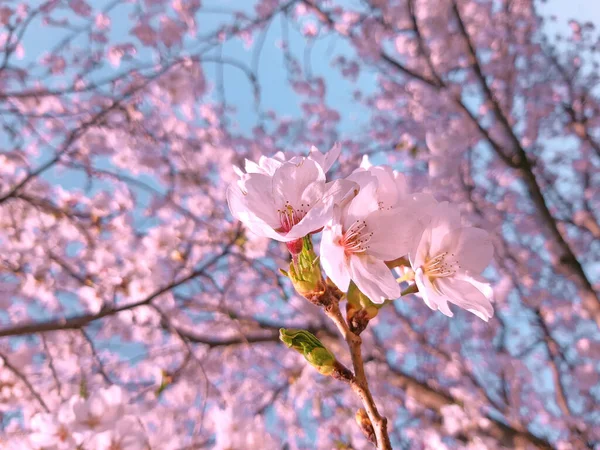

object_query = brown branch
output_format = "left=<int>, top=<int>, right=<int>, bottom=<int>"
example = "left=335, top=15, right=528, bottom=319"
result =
left=375, top=356, right=555, bottom=450
left=0, top=353, right=50, bottom=413
left=323, top=296, right=392, bottom=450
left=0, top=240, right=236, bottom=338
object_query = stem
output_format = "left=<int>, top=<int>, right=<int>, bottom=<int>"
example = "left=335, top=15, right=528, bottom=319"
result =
left=324, top=298, right=392, bottom=450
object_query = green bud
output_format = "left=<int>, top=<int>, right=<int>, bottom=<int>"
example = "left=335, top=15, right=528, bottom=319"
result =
left=279, top=328, right=337, bottom=375
left=346, top=282, right=381, bottom=322
left=287, top=236, right=326, bottom=299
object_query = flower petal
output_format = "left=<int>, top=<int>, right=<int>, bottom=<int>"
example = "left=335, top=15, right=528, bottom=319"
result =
left=349, top=254, right=400, bottom=304
left=285, top=179, right=356, bottom=240
left=428, top=202, right=462, bottom=255
left=414, top=268, right=454, bottom=317
left=436, top=277, right=494, bottom=321
left=226, top=185, right=282, bottom=240
left=410, top=225, right=432, bottom=269
left=368, top=165, right=398, bottom=208
left=440, top=227, right=493, bottom=274
left=343, top=173, right=379, bottom=229
left=365, top=208, right=423, bottom=260
left=309, top=142, right=341, bottom=173
left=320, top=219, right=351, bottom=292
left=272, top=159, right=324, bottom=208
left=239, top=174, right=280, bottom=225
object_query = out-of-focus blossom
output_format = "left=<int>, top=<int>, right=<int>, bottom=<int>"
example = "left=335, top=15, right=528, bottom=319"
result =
left=29, top=413, right=76, bottom=450
left=70, top=385, right=131, bottom=433
left=212, top=405, right=279, bottom=450
left=87, top=417, right=148, bottom=450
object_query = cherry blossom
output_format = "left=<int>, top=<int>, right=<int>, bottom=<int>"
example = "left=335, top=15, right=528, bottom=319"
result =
left=227, top=148, right=355, bottom=247
left=29, top=412, right=76, bottom=450
left=410, top=202, right=494, bottom=321
left=212, top=405, right=278, bottom=450
left=0, top=0, right=597, bottom=449
left=70, top=386, right=132, bottom=434
left=320, top=169, right=425, bottom=303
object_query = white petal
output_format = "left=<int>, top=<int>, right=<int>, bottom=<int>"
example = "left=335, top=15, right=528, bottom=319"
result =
left=226, top=185, right=282, bottom=241
left=393, top=171, right=409, bottom=199
left=343, top=174, right=379, bottom=229
left=285, top=179, right=356, bottom=240
left=410, top=226, right=432, bottom=269
left=285, top=184, right=330, bottom=240
left=360, top=154, right=372, bottom=169
left=321, top=179, right=358, bottom=207
left=229, top=176, right=279, bottom=227
left=368, top=165, right=398, bottom=208
left=320, top=222, right=351, bottom=292
left=349, top=255, right=401, bottom=304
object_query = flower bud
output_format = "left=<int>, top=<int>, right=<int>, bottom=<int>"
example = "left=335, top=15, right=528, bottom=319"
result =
left=346, top=282, right=381, bottom=334
left=287, top=237, right=326, bottom=299
left=279, top=328, right=336, bottom=375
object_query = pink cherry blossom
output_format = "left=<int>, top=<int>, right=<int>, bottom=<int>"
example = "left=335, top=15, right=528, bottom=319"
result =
left=410, top=202, right=494, bottom=321
left=87, top=418, right=148, bottom=450
left=1, top=1, right=597, bottom=449
left=70, top=386, right=131, bottom=434
left=227, top=148, right=355, bottom=246
left=29, top=413, right=76, bottom=450
left=320, top=169, right=425, bottom=303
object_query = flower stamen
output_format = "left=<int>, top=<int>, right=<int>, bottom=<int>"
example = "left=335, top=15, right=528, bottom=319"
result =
left=422, top=252, right=458, bottom=278
left=340, top=220, right=373, bottom=255
left=277, top=202, right=308, bottom=232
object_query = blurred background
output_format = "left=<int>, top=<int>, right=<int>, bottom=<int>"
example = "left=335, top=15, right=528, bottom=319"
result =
left=0, top=0, right=599, bottom=448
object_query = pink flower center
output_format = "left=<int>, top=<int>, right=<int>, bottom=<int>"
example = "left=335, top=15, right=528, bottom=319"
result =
left=340, top=220, right=373, bottom=255
left=277, top=202, right=308, bottom=232
left=423, top=252, right=458, bottom=278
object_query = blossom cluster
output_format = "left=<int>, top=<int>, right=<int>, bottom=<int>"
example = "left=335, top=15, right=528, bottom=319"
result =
left=28, top=386, right=147, bottom=450
left=228, top=146, right=494, bottom=320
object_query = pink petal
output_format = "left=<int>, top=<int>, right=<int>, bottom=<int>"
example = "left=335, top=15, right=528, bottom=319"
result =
left=226, top=186, right=282, bottom=240
left=309, top=142, right=341, bottom=173
left=365, top=208, right=422, bottom=261
left=410, top=227, right=432, bottom=269
left=349, top=255, right=400, bottom=304
left=428, top=202, right=462, bottom=255
left=436, top=277, right=494, bottom=321
left=414, top=268, right=454, bottom=317
left=272, top=159, right=324, bottom=208
left=440, top=227, right=493, bottom=274
left=343, top=174, right=379, bottom=229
